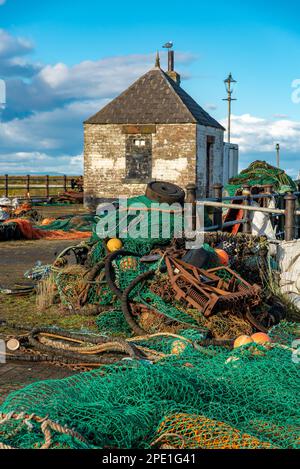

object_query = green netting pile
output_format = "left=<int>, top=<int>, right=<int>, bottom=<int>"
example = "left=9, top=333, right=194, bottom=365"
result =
left=0, top=330, right=299, bottom=449
left=95, top=195, right=182, bottom=254
left=36, top=214, right=97, bottom=232
left=96, top=309, right=132, bottom=337
left=225, top=160, right=297, bottom=196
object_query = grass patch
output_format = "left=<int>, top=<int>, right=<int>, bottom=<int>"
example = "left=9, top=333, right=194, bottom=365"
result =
left=0, top=294, right=98, bottom=335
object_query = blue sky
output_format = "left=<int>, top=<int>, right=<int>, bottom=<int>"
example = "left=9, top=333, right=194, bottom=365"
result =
left=0, top=0, right=300, bottom=176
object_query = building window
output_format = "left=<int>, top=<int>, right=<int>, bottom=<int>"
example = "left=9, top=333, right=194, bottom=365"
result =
left=134, top=139, right=146, bottom=147
left=125, top=135, right=152, bottom=182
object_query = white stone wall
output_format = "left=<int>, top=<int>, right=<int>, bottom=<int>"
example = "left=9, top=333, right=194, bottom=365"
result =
left=84, top=123, right=197, bottom=204
left=196, top=124, right=224, bottom=197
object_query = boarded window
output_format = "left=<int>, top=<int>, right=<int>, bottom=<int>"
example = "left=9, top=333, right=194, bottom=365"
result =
left=125, top=135, right=152, bottom=181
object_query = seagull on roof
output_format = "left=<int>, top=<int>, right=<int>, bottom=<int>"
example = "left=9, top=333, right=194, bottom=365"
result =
left=162, top=41, right=173, bottom=49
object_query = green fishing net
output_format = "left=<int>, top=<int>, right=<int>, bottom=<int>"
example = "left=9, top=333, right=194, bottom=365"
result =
left=96, top=309, right=132, bottom=337
left=0, top=338, right=299, bottom=449
left=225, top=160, right=297, bottom=197
left=36, top=214, right=97, bottom=232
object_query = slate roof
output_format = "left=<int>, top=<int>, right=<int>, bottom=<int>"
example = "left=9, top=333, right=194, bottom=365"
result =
left=85, top=67, right=224, bottom=130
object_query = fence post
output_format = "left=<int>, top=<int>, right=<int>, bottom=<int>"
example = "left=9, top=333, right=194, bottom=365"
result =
left=284, top=193, right=296, bottom=241
left=185, top=183, right=197, bottom=231
left=212, top=183, right=223, bottom=231
left=26, top=174, right=30, bottom=197
left=4, top=174, right=8, bottom=197
left=242, top=184, right=252, bottom=234
left=264, top=184, right=273, bottom=208
left=64, top=175, right=67, bottom=192
left=46, top=175, right=49, bottom=198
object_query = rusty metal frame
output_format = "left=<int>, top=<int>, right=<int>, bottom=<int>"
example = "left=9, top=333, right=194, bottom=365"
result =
left=165, top=256, right=261, bottom=317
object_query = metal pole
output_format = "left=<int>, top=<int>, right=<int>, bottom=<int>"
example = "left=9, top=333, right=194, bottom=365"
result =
left=4, top=174, right=8, bottom=198
left=276, top=143, right=280, bottom=168
left=46, top=175, right=49, bottom=198
left=284, top=193, right=296, bottom=241
left=64, top=175, right=67, bottom=192
left=223, top=73, right=237, bottom=144
left=212, top=183, right=223, bottom=230
left=26, top=174, right=30, bottom=198
left=264, top=184, right=273, bottom=208
left=185, top=183, right=197, bottom=231
left=228, top=97, right=231, bottom=144
left=242, top=184, right=252, bottom=234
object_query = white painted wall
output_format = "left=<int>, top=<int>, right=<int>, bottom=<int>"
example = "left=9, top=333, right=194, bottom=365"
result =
left=196, top=124, right=224, bottom=197
left=223, top=143, right=239, bottom=186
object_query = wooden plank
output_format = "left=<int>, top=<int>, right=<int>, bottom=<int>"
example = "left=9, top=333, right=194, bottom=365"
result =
left=122, top=124, right=156, bottom=134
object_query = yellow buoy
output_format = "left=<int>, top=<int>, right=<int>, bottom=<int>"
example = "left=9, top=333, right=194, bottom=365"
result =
left=106, top=238, right=123, bottom=252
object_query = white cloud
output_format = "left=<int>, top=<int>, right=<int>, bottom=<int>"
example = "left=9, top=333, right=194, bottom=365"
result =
left=205, top=103, right=217, bottom=111
left=0, top=151, right=83, bottom=175
left=0, top=100, right=103, bottom=153
left=273, top=113, right=289, bottom=119
left=222, top=113, right=300, bottom=154
left=0, top=29, right=33, bottom=59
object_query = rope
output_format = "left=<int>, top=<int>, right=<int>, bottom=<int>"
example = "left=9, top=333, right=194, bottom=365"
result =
left=0, top=412, right=88, bottom=449
left=151, top=432, right=185, bottom=449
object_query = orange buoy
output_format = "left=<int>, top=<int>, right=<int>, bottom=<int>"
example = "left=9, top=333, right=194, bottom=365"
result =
left=215, top=248, right=229, bottom=266
left=233, top=335, right=253, bottom=349
left=41, top=218, right=55, bottom=226
left=251, top=332, right=271, bottom=344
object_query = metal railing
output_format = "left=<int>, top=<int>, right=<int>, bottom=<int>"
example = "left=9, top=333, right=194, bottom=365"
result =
left=185, top=183, right=300, bottom=242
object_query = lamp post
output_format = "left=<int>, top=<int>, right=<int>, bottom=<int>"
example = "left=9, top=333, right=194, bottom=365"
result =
left=223, top=73, right=237, bottom=143
left=276, top=143, right=280, bottom=168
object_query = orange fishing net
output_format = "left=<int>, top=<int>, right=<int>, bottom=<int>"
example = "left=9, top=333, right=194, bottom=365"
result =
left=4, top=218, right=91, bottom=240
left=155, top=413, right=276, bottom=449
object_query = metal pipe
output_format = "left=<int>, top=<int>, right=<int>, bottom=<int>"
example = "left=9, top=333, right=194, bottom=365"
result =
left=197, top=200, right=285, bottom=215
left=242, top=184, right=252, bottom=234
left=223, top=218, right=247, bottom=228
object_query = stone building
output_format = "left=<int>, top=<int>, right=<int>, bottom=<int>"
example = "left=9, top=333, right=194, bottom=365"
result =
left=84, top=56, right=225, bottom=205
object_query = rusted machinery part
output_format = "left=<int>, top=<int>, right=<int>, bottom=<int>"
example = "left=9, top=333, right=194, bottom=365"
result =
left=145, top=181, right=185, bottom=205
left=245, top=308, right=268, bottom=333
left=121, top=270, right=156, bottom=335
left=105, top=249, right=138, bottom=299
left=28, top=327, right=144, bottom=362
left=54, top=244, right=89, bottom=266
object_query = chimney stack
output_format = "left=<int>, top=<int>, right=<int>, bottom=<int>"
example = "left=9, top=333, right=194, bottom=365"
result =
left=168, top=50, right=174, bottom=72
left=166, top=49, right=181, bottom=86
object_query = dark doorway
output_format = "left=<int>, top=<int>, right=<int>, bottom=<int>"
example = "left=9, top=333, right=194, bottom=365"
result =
left=205, top=136, right=215, bottom=197
left=125, top=135, right=152, bottom=181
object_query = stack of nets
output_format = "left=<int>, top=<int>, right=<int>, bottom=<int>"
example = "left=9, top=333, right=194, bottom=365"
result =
left=225, top=160, right=297, bottom=197
left=0, top=326, right=299, bottom=449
